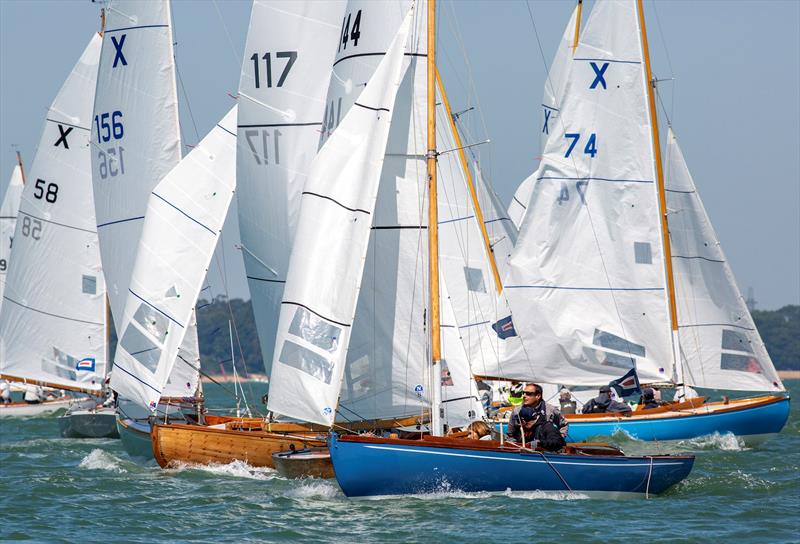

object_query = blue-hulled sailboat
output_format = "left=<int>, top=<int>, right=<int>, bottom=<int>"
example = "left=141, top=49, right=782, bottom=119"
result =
left=267, top=0, right=695, bottom=499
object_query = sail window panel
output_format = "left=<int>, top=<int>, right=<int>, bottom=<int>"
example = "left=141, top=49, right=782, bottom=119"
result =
left=82, top=275, right=97, bottom=295
left=720, top=353, right=765, bottom=374
left=592, top=329, right=646, bottom=358
left=132, top=304, right=169, bottom=344
left=721, top=329, right=753, bottom=353
left=119, top=325, right=162, bottom=373
left=634, top=242, right=653, bottom=265
left=288, top=307, right=341, bottom=353
left=464, top=267, right=487, bottom=293
left=279, top=340, right=334, bottom=384
left=42, top=347, right=79, bottom=381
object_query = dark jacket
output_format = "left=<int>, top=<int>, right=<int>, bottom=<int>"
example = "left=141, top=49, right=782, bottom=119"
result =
left=507, top=400, right=569, bottom=443
left=582, top=393, right=632, bottom=414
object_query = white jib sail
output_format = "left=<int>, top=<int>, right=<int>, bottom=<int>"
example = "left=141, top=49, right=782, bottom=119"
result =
left=665, top=128, right=784, bottom=392
left=111, top=107, right=237, bottom=410
left=0, top=34, right=106, bottom=393
left=508, top=3, right=581, bottom=229
left=268, top=8, right=413, bottom=426
left=500, top=0, right=674, bottom=386
left=236, top=0, right=344, bottom=379
left=0, top=163, right=24, bottom=307
left=324, top=0, right=432, bottom=423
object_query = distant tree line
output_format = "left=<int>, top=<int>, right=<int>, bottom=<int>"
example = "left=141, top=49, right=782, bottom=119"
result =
left=110, top=300, right=799, bottom=375
left=751, top=305, right=799, bottom=371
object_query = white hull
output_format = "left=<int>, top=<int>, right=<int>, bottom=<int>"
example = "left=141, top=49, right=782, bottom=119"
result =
left=0, top=397, right=95, bottom=418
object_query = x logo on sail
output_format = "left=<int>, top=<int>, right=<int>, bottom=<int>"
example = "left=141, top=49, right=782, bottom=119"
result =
left=543, top=108, right=552, bottom=134
left=589, top=61, right=609, bottom=90
left=111, top=34, right=128, bottom=68
left=54, top=124, right=73, bottom=149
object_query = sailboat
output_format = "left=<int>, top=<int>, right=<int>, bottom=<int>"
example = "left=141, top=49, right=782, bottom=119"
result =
left=0, top=33, right=106, bottom=418
left=90, top=0, right=202, bottom=455
left=0, top=152, right=25, bottom=309
left=147, top=0, right=345, bottom=469
left=267, top=0, right=693, bottom=498
left=499, top=0, right=789, bottom=445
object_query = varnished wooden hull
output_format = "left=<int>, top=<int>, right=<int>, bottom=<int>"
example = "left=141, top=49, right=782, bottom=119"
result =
left=151, top=422, right=326, bottom=469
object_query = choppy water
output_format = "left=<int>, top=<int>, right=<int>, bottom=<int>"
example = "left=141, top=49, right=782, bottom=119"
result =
left=2, top=381, right=798, bottom=543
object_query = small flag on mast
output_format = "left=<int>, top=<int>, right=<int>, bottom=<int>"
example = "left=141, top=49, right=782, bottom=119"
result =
left=491, top=315, right=517, bottom=340
left=75, top=358, right=96, bottom=372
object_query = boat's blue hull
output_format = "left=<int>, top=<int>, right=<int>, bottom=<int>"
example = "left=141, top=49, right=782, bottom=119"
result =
left=117, top=416, right=155, bottom=460
left=329, top=434, right=694, bottom=498
left=563, top=396, right=790, bottom=443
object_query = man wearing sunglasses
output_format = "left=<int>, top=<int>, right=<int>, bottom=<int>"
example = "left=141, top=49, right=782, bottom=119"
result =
left=506, top=383, right=568, bottom=451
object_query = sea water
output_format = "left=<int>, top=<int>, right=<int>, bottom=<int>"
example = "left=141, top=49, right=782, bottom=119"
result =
left=1, top=381, right=797, bottom=543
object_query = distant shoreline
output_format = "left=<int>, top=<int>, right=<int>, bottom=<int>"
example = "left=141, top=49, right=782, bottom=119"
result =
left=202, top=371, right=800, bottom=383
left=202, top=374, right=268, bottom=384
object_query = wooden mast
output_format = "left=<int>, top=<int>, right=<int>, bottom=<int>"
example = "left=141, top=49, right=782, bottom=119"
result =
left=435, top=70, right=503, bottom=294
left=15, top=151, right=25, bottom=185
left=572, top=0, right=583, bottom=51
left=637, top=0, right=683, bottom=389
left=427, top=0, right=442, bottom=436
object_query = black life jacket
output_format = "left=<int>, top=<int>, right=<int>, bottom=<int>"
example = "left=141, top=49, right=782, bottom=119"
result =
left=535, top=420, right=566, bottom=452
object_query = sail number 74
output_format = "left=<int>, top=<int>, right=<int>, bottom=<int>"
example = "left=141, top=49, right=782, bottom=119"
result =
left=564, top=133, right=598, bottom=158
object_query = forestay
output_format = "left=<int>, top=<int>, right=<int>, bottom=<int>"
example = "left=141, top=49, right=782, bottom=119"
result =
left=500, top=0, right=674, bottom=386
left=0, top=162, right=24, bottom=307
left=92, top=0, right=200, bottom=394
left=0, top=34, right=106, bottom=393
left=112, top=107, right=237, bottom=410
left=236, top=0, right=344, bottom=378
left=664, top=129, right=783, bottom=392
left=268, top=7, right=413, bottom=426
left=508, top=3, right=581, bottom=229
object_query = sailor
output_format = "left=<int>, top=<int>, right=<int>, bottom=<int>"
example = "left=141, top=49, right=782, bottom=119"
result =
left=466, top=420, right=492, bottom=440
left=582, top=385, right=632, bottom=414
left=506, top=382, right=524, bottom=407
left=558, top=387, right=577, bottom=415
left=639, top=387, right=660, bottom=410
left=0, top=380, right=11, bottom=404
left=507, top=383, right=568, bottom=451
left=23, top=384, right=44, bottom=404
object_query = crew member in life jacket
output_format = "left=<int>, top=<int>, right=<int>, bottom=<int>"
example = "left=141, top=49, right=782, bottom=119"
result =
left=582, top=385, right=631, bottom=414
left=506, top=383, right=568, bottom=451
left=558, top=388, right=577, bottom=415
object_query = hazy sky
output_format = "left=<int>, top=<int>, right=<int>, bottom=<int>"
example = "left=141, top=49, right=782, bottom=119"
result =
left=1, top=0, right=798, bottom=310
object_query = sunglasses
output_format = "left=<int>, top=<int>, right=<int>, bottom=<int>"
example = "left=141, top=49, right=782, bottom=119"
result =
left=524, top=391, right=539, bottom=396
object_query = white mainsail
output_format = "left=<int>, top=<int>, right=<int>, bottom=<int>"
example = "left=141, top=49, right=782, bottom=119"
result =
left=112, top=107, right=237, bottom=410
left=268, top=7, right=413, bottom=426
left=92, top=0, right=200, bottom=396
left=508, top=3, right=581, bottom=229
left=0, top=161, right=24, bottom=307
left=0, top=34, right=106, bottom=393
left=236, top=0, right=344, bottom=379
left=499, top=0, right=674, bottom=386
left=664, top=128, right=783, bottom=392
